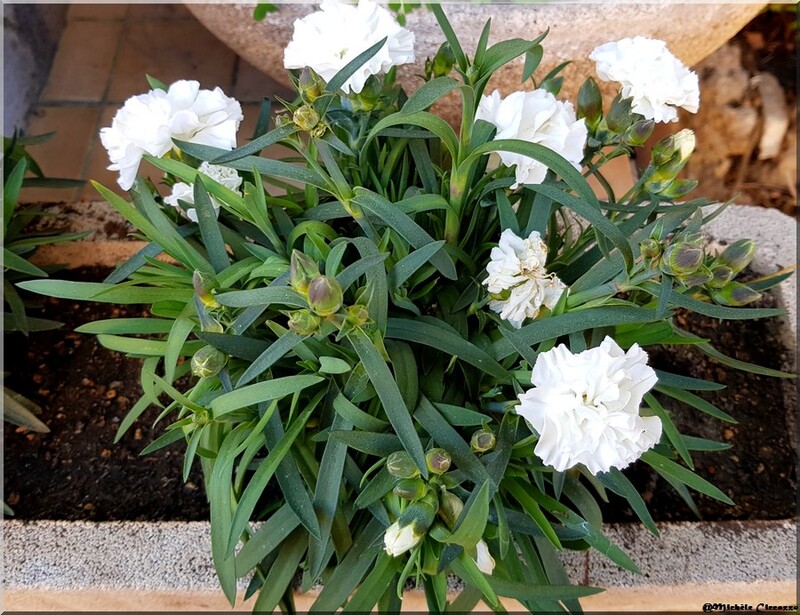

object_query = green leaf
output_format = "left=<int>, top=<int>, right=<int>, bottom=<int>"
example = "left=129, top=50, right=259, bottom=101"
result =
left=365, top=111, right=460, bottom=160
left=428, top=3, right=467, bottom=71
left=319, top=356, right=352, bottom=375
left=199, top=331, right=270, bottom=362
left=655, top=385, right=737, bottom=424
left=653, top=370, right=724, bottom=392
left=325, top=37, right=387, bottom=92
left=353, top=466, right=395, bottom=510
left=227, top=399, right=320, bottom=556
left=252, top=529, right=308, bottom=613
left=235, top=504, right=301, bottom=576
left=210, top=374, right=324, bottom=417
left=641, top=281, right=783, bottom=321
left=387, top=240, right=447, bottom=290
left=448, top=554, right=499, bottom=609
left=192, top=178, right=230, bottom=273
left=347, top=327, right=427, bottom=477
left=329, top=431, right=402, bottom=457
left=212, top=123, right=298, bottom=163
left=352, top=188, right=457, bottom=280
left=4, top=158, right=26, bottom=233
left=504, top=479, right=561, bottom=549
left=401, top=77, right=460, bottom=115
left=3, top=248, right=47, bottom=277
left=488, top=576, right=602, bottom=601
left=696, top=341, right=795, bottom=379
left=387, top=317, right=510, bottom=382
left=446, top=481, right=491, bottom=547
left=647, top=395, right=692, bottom=471
left=522, top=44, right=544, bottom=81
left=18, top=279, right=193, bottom=304
left=597, top=468, right=659, bottom=537
left=237, top=330, right=307, bottom=387
left=342, top=551, right=397, bottom=613
left=3, top=387, right=49, bottom=432
left=435, top=403, right=487, bottom=427
left=75, top=318, right=175, bottom=335
left=215, top=286, right=306, bottom=309
left=641, top=450, right=734, bottom=505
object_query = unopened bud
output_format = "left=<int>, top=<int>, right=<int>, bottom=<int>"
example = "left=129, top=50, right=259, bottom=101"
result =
left=192, top=408, right=211, bottom=426
left=397, top=490, right=439, bottom=535
left=307, top=275, right=344, bottom=317
left=708, top=265, right=735, bottom=289
left=425, top=448, right=451, bottom=475
left=289, top=250, right=320, bottom=294
left=623, top=118, right=655, bottom=147
left=470, top=428, right=496, bottom=453
left=652, top=129, right=695, bottom=166
left=354, top=76, right=382, bottom=111
left=191, top=345, right=227, bottom=378
left=639, top=237, right=662, bottom=259
left=438, top=490, right=465, bottom=528
left=292, top=105, right=320, bottom=132
left=605, top=95, right=634, bottom=133
left=658, top=178, right=698, bottom=199
left=193, top=270, right=220, bottom=308
left=345, top=304, right=370, bottom=327
left=660, top=243, right=704, bottom=276
left=432, top=42, right=456, bottom=78
left=710, top=282, right=762, bottom=307
left=299, top=67, right=324, bottom=102
left=387, top=450, right=420, bottom=479
left=287, top=309, right=321, bottom=335
left=577, top=77, right=603, bottom=126
left=719, top=239, right=756, bottom=273
left=394, top=477, right=428, bottom=501
left=678, top=265, right=713, bottom=287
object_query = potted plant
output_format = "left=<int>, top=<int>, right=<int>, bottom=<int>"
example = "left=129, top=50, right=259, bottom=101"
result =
left=14, top=1, right=795, bottom=611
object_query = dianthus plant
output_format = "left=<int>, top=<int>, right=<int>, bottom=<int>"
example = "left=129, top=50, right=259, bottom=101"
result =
left=24, top=2, right=791, bottom=612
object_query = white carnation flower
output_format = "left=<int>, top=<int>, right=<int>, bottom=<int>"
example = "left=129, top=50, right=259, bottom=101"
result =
left=474, top=539, right=495, bottom=575
left=283, top=0, right=415, bottom=94
left=475, top=90, right=587, bottom=188
left=516, top=337, right=661, bottom=475
left=589, top=37, right=700, bottom=124
left=484, top=229, right=566, bottom=329
left=164, top=162, right=243, bottom=223
left=100, top=80, right=242, bottom=190
left=384, top=520, right=423, bottom=557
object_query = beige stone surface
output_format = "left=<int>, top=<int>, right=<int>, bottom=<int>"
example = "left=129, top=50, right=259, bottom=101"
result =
left=187, top=2, right=764, bottom=115
left=5, top=581, right=797, bottom=612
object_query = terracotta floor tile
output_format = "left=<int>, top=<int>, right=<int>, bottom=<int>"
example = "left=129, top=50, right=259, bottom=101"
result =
left=234, top=58, right=294, bottom=103
left=68, top=4, right=129, bottom=21
left=20, top=106, right=101, bottom=204
left=108, top=19, right=237, bottom=103
left=40, top=21, right=123, bottom=102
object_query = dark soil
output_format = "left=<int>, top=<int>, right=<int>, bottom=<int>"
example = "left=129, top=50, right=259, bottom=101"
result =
left=3, top=267, right=796, bottom=522
left=3, top=266, right=209, bottom=521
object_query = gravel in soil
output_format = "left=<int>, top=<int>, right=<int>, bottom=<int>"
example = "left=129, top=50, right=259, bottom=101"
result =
left=3, top=267, right=796, bottom=522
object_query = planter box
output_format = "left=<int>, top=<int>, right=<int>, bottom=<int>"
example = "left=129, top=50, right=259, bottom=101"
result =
left=6, top=203, right=797, bottom=611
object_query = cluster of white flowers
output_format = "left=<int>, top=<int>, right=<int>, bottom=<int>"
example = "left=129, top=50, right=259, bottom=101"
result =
left=284, top=0, right=414, bottom=94
left=590, top=37, right=700, bottom=123
left=164, top=162, right=243, bottom=223
left=516, top=337, right=661, bottom=475
left=100, top=80, right=242, bottom=190
left=475, top=90, right=587, bottom=188
left=484, top=229, right=566, bottom=329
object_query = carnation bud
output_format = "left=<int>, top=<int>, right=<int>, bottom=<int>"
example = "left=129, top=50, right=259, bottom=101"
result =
left=299, top=67, right=325, bottom=102
left=287, top=309, right=321, bottom=335
left=191, top=345, right=227, bottom=378
left=639, top=237, right=662, bottom=259
left=355, top=76, right=382, bottom=111
left=387, top=450, right=420, bottom=479
left=292, top=105, right=320, bottom=132
left=657, top=178, right=698, bottom=199
left=605, top=95, right=634, bottom=133
left=394, top=477, right=428, bottom=501
left=193, top=270, right=220, bottom=309
left=425, top=448, right=451, bottom=475
left=192, top=408, right=211, bottom=426
left=678, top=265, right=713, bottom=287
left=200, top=314, right=225, bottom=334
left=438, top=490, right=465, bottom=528
left=470, top=428, right=496, bottom=453
left=289, top=250, right=320, bottom=294
left=383, top=520, right=424, bottom=557
left=652, top=129, right=695, bottom=166
left=432, top=42, right=456, bottom=77
left=577, top=77, right=603, bottom=127
left=710, top=282, right=762, bottom=307
left=719, top=239, right=756, bottom=273
left=345, top=304, right=370, bottom=327
left=623, top=118, right=655, bottom=147
left=307, top=275, right=344, bottom=317
left=660, top=243, right=704, bottom=276
left=708, top=265, right=735, bottom=288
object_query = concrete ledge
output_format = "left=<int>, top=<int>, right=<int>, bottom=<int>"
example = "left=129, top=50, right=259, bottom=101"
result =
left=2, top=519, right=796, bottom=611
